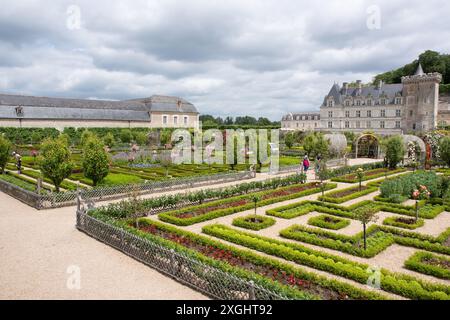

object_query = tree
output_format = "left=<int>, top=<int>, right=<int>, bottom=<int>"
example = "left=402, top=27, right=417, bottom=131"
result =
left=120, top=129, right=133, bottom=143
left=30, top=131, right=42, bottom=145
left=385, top=135, right=405, bottom=169
left=251, top=194, right=261, bottom=219
left=303, top=132, right=330, bottom=159
left=439, top=136, right=450, bottom=167
left=80, top=130, right=95, bottom=147
left=103, top=132, right=116, bottom=148
left=0, top=135, right=11, bottom=174
left=356, top=168, right=364, bottom=191
left=134, top=132, right=148, bottom=146
left=284, top=132, right=295, bottom=149
left=82, top=136, right=110, bottom=186
left=38, top=137, right=73, bottom=192
left=354, top=206, right=378, bottom=251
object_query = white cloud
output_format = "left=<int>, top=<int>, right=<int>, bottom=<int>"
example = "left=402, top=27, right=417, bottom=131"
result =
left=0, top=0, right=449, bottom=120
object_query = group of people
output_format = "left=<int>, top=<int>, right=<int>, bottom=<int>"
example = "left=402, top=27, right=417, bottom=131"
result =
left=301, top=154, right=322, bottom=173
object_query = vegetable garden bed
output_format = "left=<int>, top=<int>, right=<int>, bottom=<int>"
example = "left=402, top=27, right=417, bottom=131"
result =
left=318, top=185, right=378, bottom=204
left=159, top=182, right=337, bottom=226
left=405, top=251, right=450, bottom=280
left=331, top=168, right=406, bottom=183
left=308, top=214, right=350, bottom=230
left=232, top=215, right=276, bottom=230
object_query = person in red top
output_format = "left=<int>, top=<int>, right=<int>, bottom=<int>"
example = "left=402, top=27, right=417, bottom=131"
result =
left=302, top=155, right=310, bottom=172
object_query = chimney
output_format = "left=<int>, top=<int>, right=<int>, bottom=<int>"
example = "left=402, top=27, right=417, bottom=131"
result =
left=356, top=80, right=362, bottom=95
left=342, top=82, right=348, bottom=95
left=377, top=80, right=383, bottom=90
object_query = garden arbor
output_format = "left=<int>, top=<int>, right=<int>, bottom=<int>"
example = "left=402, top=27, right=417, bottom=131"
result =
left=354, top=134, right=380, bottom=159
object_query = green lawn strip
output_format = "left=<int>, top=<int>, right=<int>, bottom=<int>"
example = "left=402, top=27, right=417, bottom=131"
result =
left=90, top=212, right=386, bottom=300
left=202, top=224, right=450, bottom=300
left=159, top=183, right=337, bottom=226
left=318, top=185, right=378, bottom=204
left=232, top=215, right=276, bottom=231
left=405, top=251, right=450, bottom=280
left=382, top=216, right=425, bottom=230
left=70, top=172, right=144, bottom=187
left=331, top=168, right=406, bottom=183
left=20, top=169, right=81, bottom=191
left=308, top=214, right=351, bottom=230
left=0, top=172, right=49, bottom=193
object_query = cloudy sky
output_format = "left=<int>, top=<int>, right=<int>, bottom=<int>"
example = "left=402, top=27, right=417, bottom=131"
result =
left=1, top=0, right=449, bottom=120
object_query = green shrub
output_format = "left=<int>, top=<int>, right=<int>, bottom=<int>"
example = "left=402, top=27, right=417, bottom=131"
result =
left=383, top=216, right=424, bottom=230
left=0, top=135, right=12, bottom=174
left=385, top=135, right=405, bottom=169
left=405, top=251, right=450, bottom=280
left=380, top=171, right=442, bottom=199
left=307, top=214, right=350, bottom=230
left=232, top=215, right=276, bottom=230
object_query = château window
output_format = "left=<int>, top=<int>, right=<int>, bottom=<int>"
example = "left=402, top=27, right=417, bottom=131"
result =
left=380, top=121, right=385, bottom=129
left=409, top=110, right=413, bottom=117
left=367, top=110, right=372, bottom=118
left=173, top=116, right=178, bottom=125
left=366, top=121, right=371, bottom=128
left=356, top=110, right=361, bottom=118
left=345, top=111, right=350, bottom=118
left=395, top=121, right=401, bottom=128
left=395, top=97, right=402, bottom=105
left=367, top=100, right=372, bottom=106
left=380, top=99, right=386, bottom=105
left=396, top=109, right=401, bottom=117
left=356, top=121, right=360, bottom=129
left=345, top=100, right=350, bottom=106
left=184, top=116, right=188, bottom=125
left=381, top=110, right=386, bottom=117
left=356, top=100, right=361, bottom=106
left=163, top=115, right=168, bottom=125
left=328, top=121, right=333, bottom=128
left=345, top=121, right=350, bottom=128
left=328, top=100, right=334, bottom=107
left=328, top=111, right=333, bottom=118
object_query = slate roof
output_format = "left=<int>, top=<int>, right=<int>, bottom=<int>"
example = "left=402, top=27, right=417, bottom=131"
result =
left=322, top=83, right=403, bottom=106
left=0, top=93, right=198, bottom=121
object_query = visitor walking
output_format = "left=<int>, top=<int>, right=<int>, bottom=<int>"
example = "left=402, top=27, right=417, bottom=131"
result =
left=315, top=154, right=322, bottom=172
left=302, top=155, right=310, bottom=172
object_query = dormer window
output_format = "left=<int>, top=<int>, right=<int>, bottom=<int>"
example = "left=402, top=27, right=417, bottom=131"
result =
left=345, top=100, right=350, bottom=107
left=327, top=99, right=334, bottom=107
left=356, top=100, right=361, bottom=106
left=380, top=98, right=386, bottom=105
left=367, top=99, right=372, bottom=106
left=395, top=97, right=402, bottom=105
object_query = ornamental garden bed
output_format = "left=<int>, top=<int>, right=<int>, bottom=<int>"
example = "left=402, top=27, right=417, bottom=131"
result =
left=232, top=215, right=276, bottom=230
left=158, top=182, right=337, bottom=226
left=318, top=185, right=378, bottom=204
left=382, top=216, right=425, bottom=230
left=116, top=217, right=385, bottom=300
left=405, top=251, right=450, bottom=280
left=308, top=214, right=350, bottom=230
left=331, top=168, right=406, bottom=183
left=202, top=224, right=450, bottom=300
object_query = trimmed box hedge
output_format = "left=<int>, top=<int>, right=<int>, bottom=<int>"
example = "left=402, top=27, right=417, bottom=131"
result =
left=318, top=185, right=378, bottom=204
left=159, top=182, right=337, bottom=226
left=202, top=224, right=450, bottom=300
left=331, top=168, right=406, bottom=183
left=382, top=216, right=425, bottom=230
left=404, top=251, right=450, bottom=280
left=308, top=214, right=351, bottom=230
left=232, top=215, right=276, bottom=230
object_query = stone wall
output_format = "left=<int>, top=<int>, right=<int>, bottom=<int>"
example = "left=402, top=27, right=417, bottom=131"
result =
left=0, top=178, right=40, bottom=208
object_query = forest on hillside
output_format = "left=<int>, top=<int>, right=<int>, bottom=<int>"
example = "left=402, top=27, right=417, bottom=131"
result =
left=373, top=50, right=450, bottom=94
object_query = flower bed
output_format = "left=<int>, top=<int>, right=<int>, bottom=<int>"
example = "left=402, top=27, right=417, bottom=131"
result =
left=318, top=185, right=378, bottom=204
left=308, top=214, right=350, bottom=230
left=405, top=251, right=450, bottom=280
left=202, top=224, right=450, bottom=300
left=331, top=168, right=406, bottom=183
left=232, top=215, right=276, bottom=230
left=159, top=182, right=337, bottom=226
left=97, top=215, right=387, bottom=300
left=382, top=216, right=424, bottom=230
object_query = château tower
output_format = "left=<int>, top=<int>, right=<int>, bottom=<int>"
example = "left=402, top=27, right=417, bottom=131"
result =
left=401, top=63, right=442, bottom=132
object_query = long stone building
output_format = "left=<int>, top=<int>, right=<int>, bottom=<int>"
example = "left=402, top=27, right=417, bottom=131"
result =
left=0, top=93, right=199, bottom=130
left=282, top=64, right=448, bottom=134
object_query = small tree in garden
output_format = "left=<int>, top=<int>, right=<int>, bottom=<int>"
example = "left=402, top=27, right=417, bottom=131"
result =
left=38, top=136, right=73, bottom=192
left=0, top=135, right=12, bottom=174
left=439, top=136, right=450, bottom=167
left=356, top=168, right=364, bottom=191
left=160, top=150, right=172, bottom=177
left=354, top=206, right=378, bottom=251
left=385, top=135, right=405, bottom=169
left=134, top=132, right=148, bottom=146
left=251, top=194, right=261, bottom=219
left=120, top=129, right=133, bottom=144
left=284, top=132, right=294, bottom=149
left=412, top=186, right=430, bottom=222
left=303, top=132, right=329, bottom=159
left=127, top=185, right=145, bottom=228
left=80, top=130, right=95, bottom=147
left=317, top=165, right=330, bottom=197
left=103, top=132, right=116, bottom=148
left=82, top=136, right=110, bottom=186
